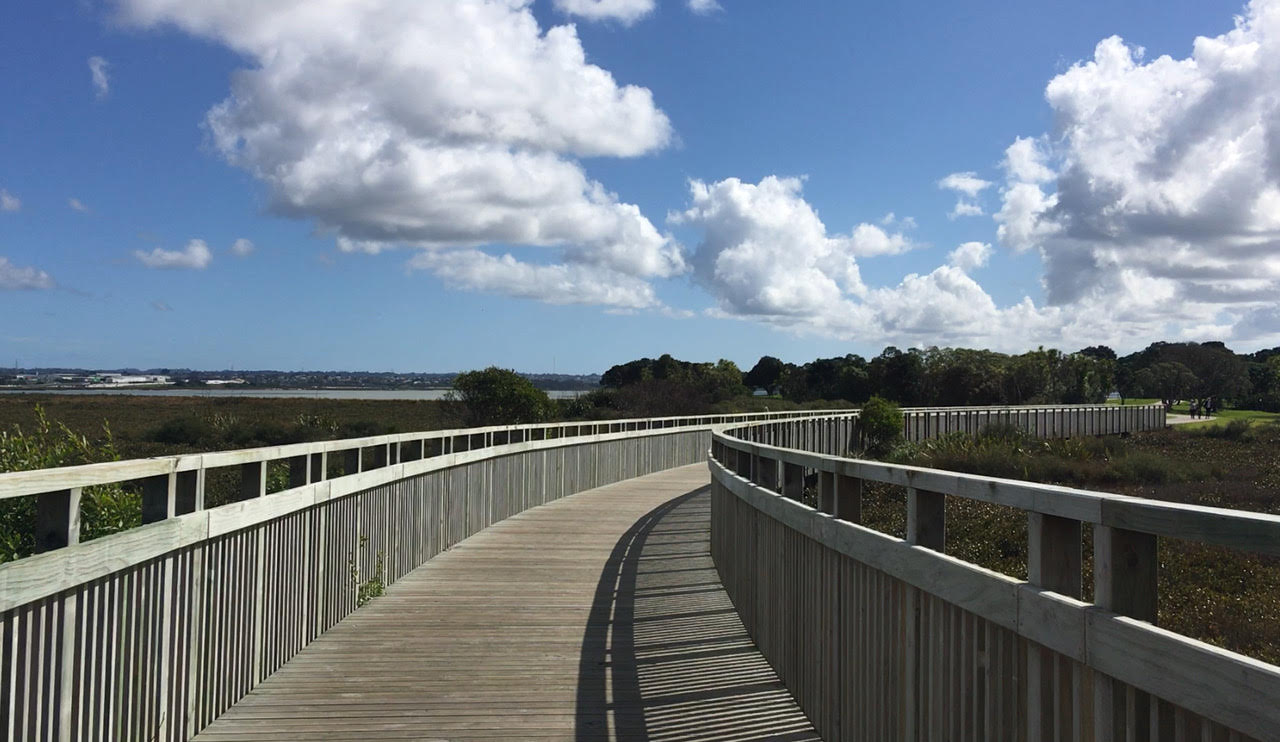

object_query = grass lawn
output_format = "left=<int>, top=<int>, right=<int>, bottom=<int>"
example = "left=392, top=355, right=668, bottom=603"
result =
left=1177, top=407, right=1280, bottom=431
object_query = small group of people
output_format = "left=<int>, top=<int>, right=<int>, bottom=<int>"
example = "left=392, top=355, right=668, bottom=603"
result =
left=1188, top=397, right=1216, bottom=419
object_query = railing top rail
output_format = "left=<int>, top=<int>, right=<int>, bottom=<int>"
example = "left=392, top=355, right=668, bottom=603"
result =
left=0, top=408, right=853, bottom=501
left=713, top=406, right=1278, bottom=556
left=0, top=403, right=1144, bottom=501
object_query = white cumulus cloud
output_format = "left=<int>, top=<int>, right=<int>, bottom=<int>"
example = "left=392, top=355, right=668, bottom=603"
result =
left=938, top=171, right=992, bottom=198
left=116, top=0, right=682, bottom=309
left=949, top=201, right=984, bottom=219
left=88, top=56, right=110, bottom=99
left=992, top=0, right=1280, bottom=347
left=688, top=0, right=722, bottom=15
left=0, top=190, right=20, bottom=212
left=134, top=239, right=213, bottom=270
left=554, top=0, right=655, bottom=24
left=409, top=249, right=660, bottom=308
left=68, top=198, right=89, bottom=213
left=949, top=241, right=993, bottom=272
left=0, top=257, right=54, bottom=290
left=230, top=238, right=254, bottom=256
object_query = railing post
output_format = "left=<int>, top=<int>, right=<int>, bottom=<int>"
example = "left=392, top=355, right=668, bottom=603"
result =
left=906, top=486, right=944, bottom=551
left=344, top=447, right=362, bottom=474
left=835, top=474, right=862, bottom=522
left=141, top=472, right=177, bottom=523
left=288, top=455, right=310, bottom=488
left=782, top=461, right=804, bottom=501
left=818, top=471, right=835, bottom=514
left=1093, top=524, right=1158, bottom=741
left=309, top=451, right=327, bottom=481
left=34, top=488, right=80, bottom=553
left=175, top=469, right=204, bottom=514
left=754, top=455, right=778, bottom=492
left=1027, top=513, right=1083, bottom=740
left=241, top=461, right=267, bottom=500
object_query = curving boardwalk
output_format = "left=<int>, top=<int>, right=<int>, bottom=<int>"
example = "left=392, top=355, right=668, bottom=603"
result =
left=193, top=465, right=818, bottom=741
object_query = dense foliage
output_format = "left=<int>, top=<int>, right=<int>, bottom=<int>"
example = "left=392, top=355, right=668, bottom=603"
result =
left=0, top=406, right=137, bottom=562
left=856, top=396, right=902, bottom=455
left=452, top=366, right=551, bottom=426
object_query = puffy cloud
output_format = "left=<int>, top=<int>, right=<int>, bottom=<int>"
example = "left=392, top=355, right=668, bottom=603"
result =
left=674, top=176, right=873, bottom=318
left=0, top=190, right=19, bottom=212
left=940, top=171, right=992, bottom=221
left=880, top=212, right=917, bottom=230
left=949, top=241, right=992, bottom=272
left=0, top=257, right=54, bottom=290
left=151, top=300, right=173, bottom=311
left=408, top=249, right=659, bottom=308
left=688, top=0, right=722, bottom=14
left=669, top=174, right=1191, bottom=352
left=949, top=201, right=983, bottom=219
left=938, top=172, right=992, bottom=198
left=230, top=238, right=254, bottom=256
left=68, top=198, right=89, bottom=213
left=117, top=0, right=680, bottom=307
left=134, top=239, right=213, bottom=270
left=994, top=0, right=1280, bottom=334
left=553, top=0, right=655, bottom=24
left=88, top=56, right=110, bottom=99
left=1003, top=137, right=1055, bottom=183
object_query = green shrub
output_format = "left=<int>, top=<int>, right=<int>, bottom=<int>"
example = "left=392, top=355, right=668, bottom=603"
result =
left=858, top=396, right=902, bottom=455
left=0, top=406, right=138, bottom=562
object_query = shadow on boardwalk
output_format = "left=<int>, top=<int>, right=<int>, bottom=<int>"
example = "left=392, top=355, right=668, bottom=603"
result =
left=575, top=487, right=819, bottom=742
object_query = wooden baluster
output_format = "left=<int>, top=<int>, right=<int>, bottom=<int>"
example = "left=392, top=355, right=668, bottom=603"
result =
left=241, top=461, right=266, bottom=500
left=835, top=474, right=862, bottom=523
left=287, top=456, right=310, bottom=489
left=1093, top=525, right=1158, bottom=741
left=818, top=471, right=835, bottom=514
left=782, top=462, right=804, bottom=501
left=141, top=472, right=177, bottom=523
left=907, top=487, right=944, bottom=551
left=1028, top=513, right=1083, bottom=740
left=34, top=487, right=81, bottom=553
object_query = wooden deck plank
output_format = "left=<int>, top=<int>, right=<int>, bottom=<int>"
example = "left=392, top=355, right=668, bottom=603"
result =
left=194, top=465, right=819, bottom=741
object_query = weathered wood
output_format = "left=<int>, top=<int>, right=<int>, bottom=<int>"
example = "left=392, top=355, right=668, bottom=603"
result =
left=34, top=487, right=80, bottom=553
left=141, top=473, right=176, bottom=524
left=193, top=466, right=818, bottom=741
left=907, top=487, right=945, bottom=551
left=835, top=473, right=862, bottom=523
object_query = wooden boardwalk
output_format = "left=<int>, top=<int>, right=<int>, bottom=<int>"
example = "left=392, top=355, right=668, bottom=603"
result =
left=194, top=464, right=819, bottom=741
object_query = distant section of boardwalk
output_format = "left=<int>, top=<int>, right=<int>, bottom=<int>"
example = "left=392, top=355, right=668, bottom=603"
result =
left=194, top=464, right=818, bottom=742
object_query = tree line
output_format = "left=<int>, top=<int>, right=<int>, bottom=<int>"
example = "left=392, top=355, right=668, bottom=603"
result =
left=596, top=341, right=1280, bottom=413
left=447, top=341, right=1280, bottom=426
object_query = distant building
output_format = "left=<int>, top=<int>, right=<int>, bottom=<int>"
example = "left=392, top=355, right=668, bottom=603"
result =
left=90, top=374, right=172, bottom=387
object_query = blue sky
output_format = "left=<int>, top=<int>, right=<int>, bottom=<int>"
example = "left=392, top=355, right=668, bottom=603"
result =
left=1, top=0, right=1274, bottom=373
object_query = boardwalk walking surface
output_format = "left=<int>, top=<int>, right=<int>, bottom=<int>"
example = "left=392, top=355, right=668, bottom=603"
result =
left=195, top=464, right=819, bottom=741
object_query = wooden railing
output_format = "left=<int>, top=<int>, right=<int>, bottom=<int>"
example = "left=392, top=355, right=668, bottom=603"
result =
left=0, top=403, right=1167, bottom=741
left=0, top=408, right=855, bottom=741
left=709, top=410, right=1278, bottom=742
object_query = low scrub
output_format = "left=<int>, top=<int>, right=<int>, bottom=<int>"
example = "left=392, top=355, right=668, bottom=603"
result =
left=888, top=424, right=1218, bottom=486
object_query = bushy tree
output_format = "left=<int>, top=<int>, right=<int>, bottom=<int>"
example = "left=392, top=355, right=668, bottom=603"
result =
left=745, top=356, right=785, bottom=395
left=857, top=396, right=902, bottom=456
left=452, top=367, right=550, bottom=426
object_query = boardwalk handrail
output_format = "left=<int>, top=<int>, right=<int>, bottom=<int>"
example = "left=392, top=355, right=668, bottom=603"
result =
left=2, top=406, right=851, bottom=741
left=709, top=409, right=1279, bottom=741
left=0, top=403, right=1163, bottom=740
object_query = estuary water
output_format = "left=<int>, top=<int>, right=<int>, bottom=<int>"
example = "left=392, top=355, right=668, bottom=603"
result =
left=0, top=388, right=585, bottom=400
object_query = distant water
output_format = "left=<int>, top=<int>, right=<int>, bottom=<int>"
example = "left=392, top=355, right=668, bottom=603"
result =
left=0, top=388, right=585, bottom=400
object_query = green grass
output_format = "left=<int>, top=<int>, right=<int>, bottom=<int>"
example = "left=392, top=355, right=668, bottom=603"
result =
left=1177, top=407, right=1280, bottom=432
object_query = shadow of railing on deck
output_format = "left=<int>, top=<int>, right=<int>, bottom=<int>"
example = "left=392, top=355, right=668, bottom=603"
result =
left=575, top=486, right=820, bottom=742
